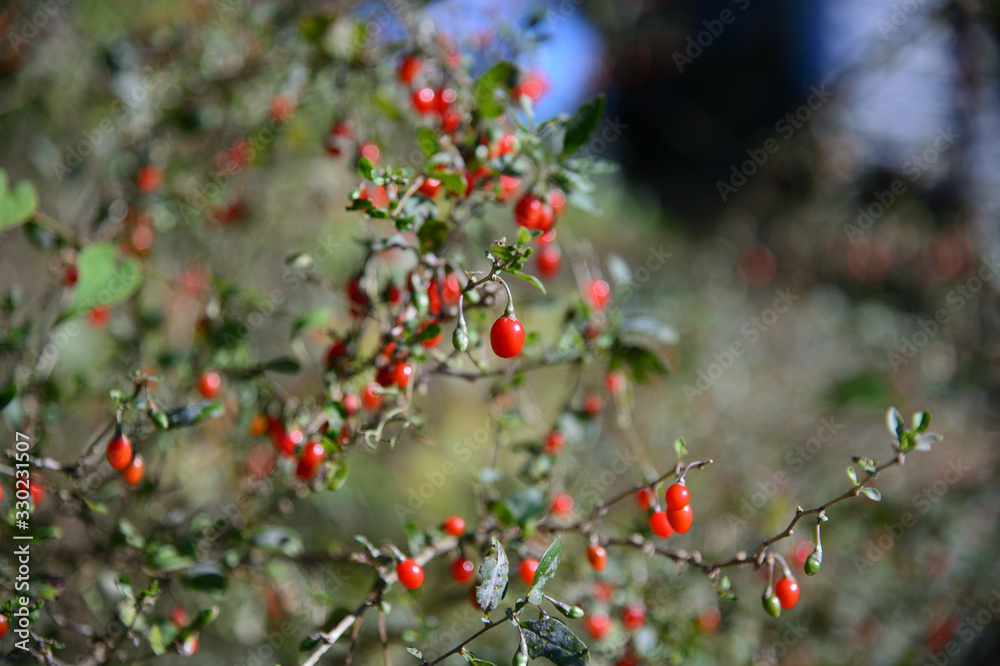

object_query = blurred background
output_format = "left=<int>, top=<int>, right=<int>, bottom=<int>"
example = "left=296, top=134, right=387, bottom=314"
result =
left=1, top=0, right=999, bottom=664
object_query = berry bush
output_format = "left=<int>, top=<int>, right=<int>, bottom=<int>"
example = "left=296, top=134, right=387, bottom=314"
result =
left=0, top=3, right=981, bottom=665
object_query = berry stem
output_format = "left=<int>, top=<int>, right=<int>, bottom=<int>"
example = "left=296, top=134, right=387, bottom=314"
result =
left=492, top=274, right=516, bottom=319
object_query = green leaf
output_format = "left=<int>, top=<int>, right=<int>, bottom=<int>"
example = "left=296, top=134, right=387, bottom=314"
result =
left=327, top=461, right=349, bottom=491
left=560, top=95, right=606, bottom=159
left=0, top=170, right=38, bottom=232
left=463, top=657, right=497, bottom=666
left=912, top=411, right=930, bottom=432
left=148, top=546, right=195, bottom=572
left=416, top=128, right=438, bottom=157
left=261, top=357, right=301, bottom=374
left=407, top=647, right=424, bottom=660
left=0, top=385, right=16, bottom=411
left=674, top=437, right=688, bottom=457
left=250, top=526, right=304, bottom=557
left=476, top=536, right=509, bottom=616
left=438, top=172, right=466, bottom=196
left=182, top=562, right=228, bottom=591
left=500, top=486, right=549, bottom=525
left=528, top=538, right=562, bottom=605
left=509, top=270, right=546, bottom=294
left=475, top=61, right=518, bottom=118
left=64, top=242, right=143, bottom=319
left=846, top=466, right=858, bottom=486
left=292, top=308, right=333, bottom=337
left=358, top=156, right=376, bottom=181
left=609, top=341, right=668, bottom=382
left=413, top=323, right=441, bottom=344
left=191, top=606, right=220, bottom=630
left=417, top=219, right=449, bottom=253
left=519, top=617, right=590, bottom=666
left=859, top=487, right=881, bottom=501
left=148, top=623, right=169, bottom=655
left=119, top=519, right=145, bottom=549
left=166, top=400, right=224, bottom=428
left=516, top=226, right=532, bottom=246
left=886, top=407, right=904, bottom=439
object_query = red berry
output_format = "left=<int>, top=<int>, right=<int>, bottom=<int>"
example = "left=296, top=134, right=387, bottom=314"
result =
left=296, top=441, right=325, bottom=481
left=122, top=455, right=145, bottom=487
left=270, top=95, right=296, bottom=122
left=451, top=558, right=476, bottom=585
left=198, top=371, right=222, bottom=399
left=543, top=429, right=566, bottom=454
left=514, top=194, right=554, bottom=231
left=622, top=604, right=647, bottom=632
left=440, top=109, right=462, bottom=133
left=326, top=340, right=346, bottom=370
left=412, top=87, right=437, bottom=114
left=593, top=581, right=614, bottom=602
left=177, top=634, right=199, bottom=656
left=636, top=487, right=654, bottom=511
left=272, top=427, right=301, bottom=458
left=427, top=273, right=462, bottom=316
left=0, top=614, right=9, bottom=639
left=442, top=515, right=466, bottom=537
left=170, top=606, right=189, bottom=628
left=587, top=543, right=608, bottom=572
left=519, top=558, right=539, bottom=586
left=106, top=435, right=133, bottom=471
left=537, top=229, right=557, bottom=245
left=324, top=122, right=351, bottom=156
left=376, top=364, right=395, bottom=388
left=398, top=54, right=421, bottom=84
left=550, top=492, right=574, bottom=517
left=583, top=393, right=603, bottom=416
left=604, top=370, right=626, bottom=395
left=496, top=133, right=519, bottom=157
left=497, top=175, right=521, bottom=202
left=358, top=141, right=381, bottom=165
left=87, top=305, right=111, bottom=328
left=775, top=577, right=800, bottom=609
left=435, top=87, right=457, bottom=114
left=490, top=316, right=525, bottom=358
left=550, top=187, right=568, bottom=218
left=136, top=165, right=163, bottom=194
left=362, top=383, right=383, bottom=411
left=584, top=610, right=611, bottom=640
left=393, top=362, right=414, bottom=389
left=698, top=607, right=722, bottom=632
left=650, top=510, right=674, bottom=538
left=342, top=393, right=360, bottom=416
left=666, top=483, right=690, bottom=510
left=536, top=244, right=562, bottom=277
left=29, top=476, right=45, bottom=507
left=250, top=414, right=270, bottom=437
left=585, top=279, right=611, bottom=310
left=667, top=504, right=693, bottom=534
left=63, top=264, right=79, bottom=286
left=418, top=177, right=442, bottom=198
left=397, top=559, right=425, bottom=590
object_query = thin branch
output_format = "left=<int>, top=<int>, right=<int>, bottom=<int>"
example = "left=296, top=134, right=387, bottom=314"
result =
left=422, top=618, right=505, bottom=666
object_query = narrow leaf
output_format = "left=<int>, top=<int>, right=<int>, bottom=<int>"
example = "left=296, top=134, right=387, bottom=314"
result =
left=560, top=95, right=606, bottom=159
left=528, top=538, right=562, bottom=605
left=846, top=466, right=858, bottom=486
left=476, top=536, right=509, bottom=616
left=859, top=487, right=882, bottom=501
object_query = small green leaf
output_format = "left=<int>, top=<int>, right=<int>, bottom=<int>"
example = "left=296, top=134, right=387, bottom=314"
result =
left=674, top=437, right=688, bottom=457
left=509, top=270, right=546, bottom=294
left=119, top=519, right=145, bottom=549
left=166, top=400, right=224, bottom=427
left=250, top=526, right=304, bottom=557
left=182, top=562, right=228, bottom=591
left=262, top=357, right=301, bottom=374
left=516, top=226, right=532, bottom=246
left=326, top=462, right=348, bottom=491
left=912, top=411, right=931, bottom=433
left=407, top=647, right=423, bottom=660
left=519, top=617, right=590, bottom=666
left=475, top=62, right=518, bottom=118
left=560, top=95, right=606, bottom=159
left=0, top=385, right=16, bottom=411
left=358, top=156, right=376, bottom=181
left=64, top=242, right=143, bottom=320
left=292, top=308, right=333, bottom=337
left=0, top=170, right=38, bottom=232
left=414, top=323, right=441, bottom=344
left=438, top=172, right=466, bottom=196
left=846, top=466, right=858, bottom=486
left=476, top=536, right=509, bottom=616
left=859, top=487, right=881, bottom=501
left=886, top=407, right=904, bottom=439
left=417, top=219, right=449, bottom=253
left=416, top=128, right=438, bottom=157
left=527, top=538, right=562, bottom=605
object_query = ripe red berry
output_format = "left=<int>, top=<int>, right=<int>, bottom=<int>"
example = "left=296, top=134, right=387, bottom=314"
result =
left=198, top=371, right=222, bottom=399
left=490, top=316, right=525, bottom=358
left=666, top=483, right=690, bottom=510
left=412, top=87, right=437, bottom=114
left=0, top=614, right=8, bottom=639
left=170, top=606, right=189, bottom=628
left=442, top=515, right=466, bottom=537
left=136, top=165, right=163, bottom=194
left=622, top=604, right=647, bottom=632
left=397, top=559, right=425, bottom=590
left=585, top=279, right=611, bottom=310
left=362, top=383, right=383, bottom=411
left=584, top=610, right=611, bottom=640
left=604, top=370, right=626, bottom=395
left=326, top=340, right=346, bottom=370
left=550, top=492, right=574, bottom=517
left=497, top=174, right=521, bottom=202
left=398, top=54, right=421, bottom=84
left=376, top=364, right=395, bottom=388
left=543, top=429, right=566, bottom=454
left=636, top=487, right=654, bottom=511
left=348, top=279, right=370, bottom=316
left=587, top=543, right=608, bottom=572
left=667, top=504, right=693, bottom=534
left=107, top=435, right=133, bottom=471
left=583, top=393, right=603, bottom=416
left=435, top=87, right=457, bottom=114
left=519, top=558, right=539, bottom=586
left=272, top=427, right=301, bottom=458
left=514, top=193, right=555, bottom=231
left=177, top=634, right=200, bottom=656
left=29, top=476, right=45, bottom=507
left=296, top=441, right=325, bottom=481
left=63, top=264, right=79, bottom=286
left=325, top=122, right=352, bottom=156
left=358, top=141, right=381, bottom=165
left=122, top=455, right=145, bottom=487
left=250, top=413, right=269, bottom=437
left=440, top=109, right=462, bottom=133
left=537, top=229, right=557, bottom=245
left=87, top=304, right=111, bottom=327
left=550, top=187, right=568, bottom=218
left=418, top=177, right=442, bottom=198
left=650, top=510, right=674, bottom=538
left=536, top=244, right=562, bottom=277
left=495, top=133, right=519, bottom=157
left=451, top=557, right=476, bottom=585
left=775, top=577, right=800, bottom=609
left=698, top=606, right=722, bottom=632
left=393, top=362, right=414, bottom=389
left=342, top=392, right=360, bottom=417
